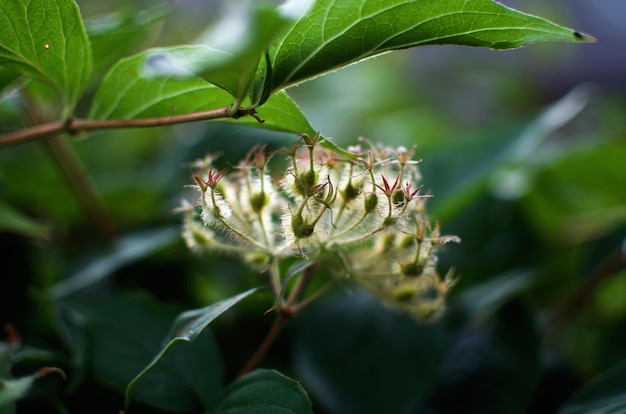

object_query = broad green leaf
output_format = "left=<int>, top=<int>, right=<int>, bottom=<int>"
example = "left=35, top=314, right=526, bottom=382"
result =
left=557, top=362, right=626, bottom=414
left=90, top=47, right=234, bottom=120
left=67, top=293, right=224, bottom=413
left=214, top=369, right=313, bottom=414
left=143, top=6, right=288, bottom=107
left=269, top=0, right=594, bottom=90
left=124, top=288, right=261, bottom=412
left=163, top=287, right=261, bottom=343
left=49, top=227, right=179, bottom=299
left=0, top=67, right=19, bottom=93
left=85, top=3, right=172, bottom=78
left=248, top=91, right=315, bottom=136
left=90, top=48, right=316, bottom=135
left=521, top=141, right=626, bottom=243
left=292, top=288, right=448, bottom=413
left=0, top=67, right=22, bottom=126
left=0, top=200, right=49, bottom=239
left=0, top=0, right=92, bottom=115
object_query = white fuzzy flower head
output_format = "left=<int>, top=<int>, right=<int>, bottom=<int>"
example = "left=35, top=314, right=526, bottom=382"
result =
left=182, top=136, right=459, bottom=320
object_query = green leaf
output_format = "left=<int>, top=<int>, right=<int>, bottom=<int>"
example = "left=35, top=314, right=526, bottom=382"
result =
left=292, top=288, right=447, bottom=413
left=0, top=200, right=50, bottom=239
left=124, top=288, right=261, bottom=412
left=90, top=46, right=234, bottom=120
left=66, top=293, right=224, bottom=413
left=0, top=0, right=92, bottom=115
left=0, top=67, right=19, bottom=93
left=245, top=91, right=315, bottom=136
left=214, top=369, right=313, bottom=414
left=164, top=287, right=262, bottom=344
left=250, top=51, right=273, bottom=107
left=85, top=3, right=172, bottom=78
left=90, top=48, right=317, bottom=135
left=557, top=362, right=626, bottom=414
left=142, top=5, right=288, bottom=107
left=521, top=141, right=626, bottom=243
left=49, top=227, right=179, bottom=299
left=269, top=0, right=594, bottom=90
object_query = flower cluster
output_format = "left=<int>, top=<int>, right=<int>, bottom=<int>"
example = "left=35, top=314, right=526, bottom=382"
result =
left=182, top=134, right=459, bottom=319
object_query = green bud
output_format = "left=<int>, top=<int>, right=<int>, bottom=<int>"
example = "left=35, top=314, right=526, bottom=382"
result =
left=379, top=233, right=395, bottom=253
left=399, top=234, right=415, bottom=248
left=383, top=216, right=398, bottom=227
left=295, top=169, right=317, bottom=196
left=189, top=224, right=211, bottom=246
left=364, top=193, right=378, bottom=213
left=244, top=252, right=270, bottom=269
left=342, top=181, right=360, bottom=202
left=250, top=192, right=268, bottom=213
left=292, top=212, right=315, bottom=239
left=392, top=283, right=417, bottom=302
left=400, top=262, right=423, bottom=277
left=391, top=189, right=405, bottom=207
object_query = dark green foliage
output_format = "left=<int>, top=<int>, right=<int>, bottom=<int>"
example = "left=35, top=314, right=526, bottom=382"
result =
left=1, top=0, right=623, bottom=413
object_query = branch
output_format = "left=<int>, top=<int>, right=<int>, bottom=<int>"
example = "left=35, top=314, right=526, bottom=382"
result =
left=0, top=106, right=262, bottom=148
left=236, top=264, right=319, bottom=379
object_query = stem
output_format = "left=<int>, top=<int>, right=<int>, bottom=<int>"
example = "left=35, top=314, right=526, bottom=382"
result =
left=237, top=264, right=319, bottom=378
left=236, top=310, right=289, bottom=379
left=0, top=106, right=261, bottom=148
left=44, top=135, right=117, bottom=243
left=285, top=264, right=316, bottom=308
left=269, top=257, right=282, bottom=298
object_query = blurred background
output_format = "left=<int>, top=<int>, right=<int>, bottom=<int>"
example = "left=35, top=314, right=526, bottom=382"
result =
left=1, top=0, right=625, bottom=413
